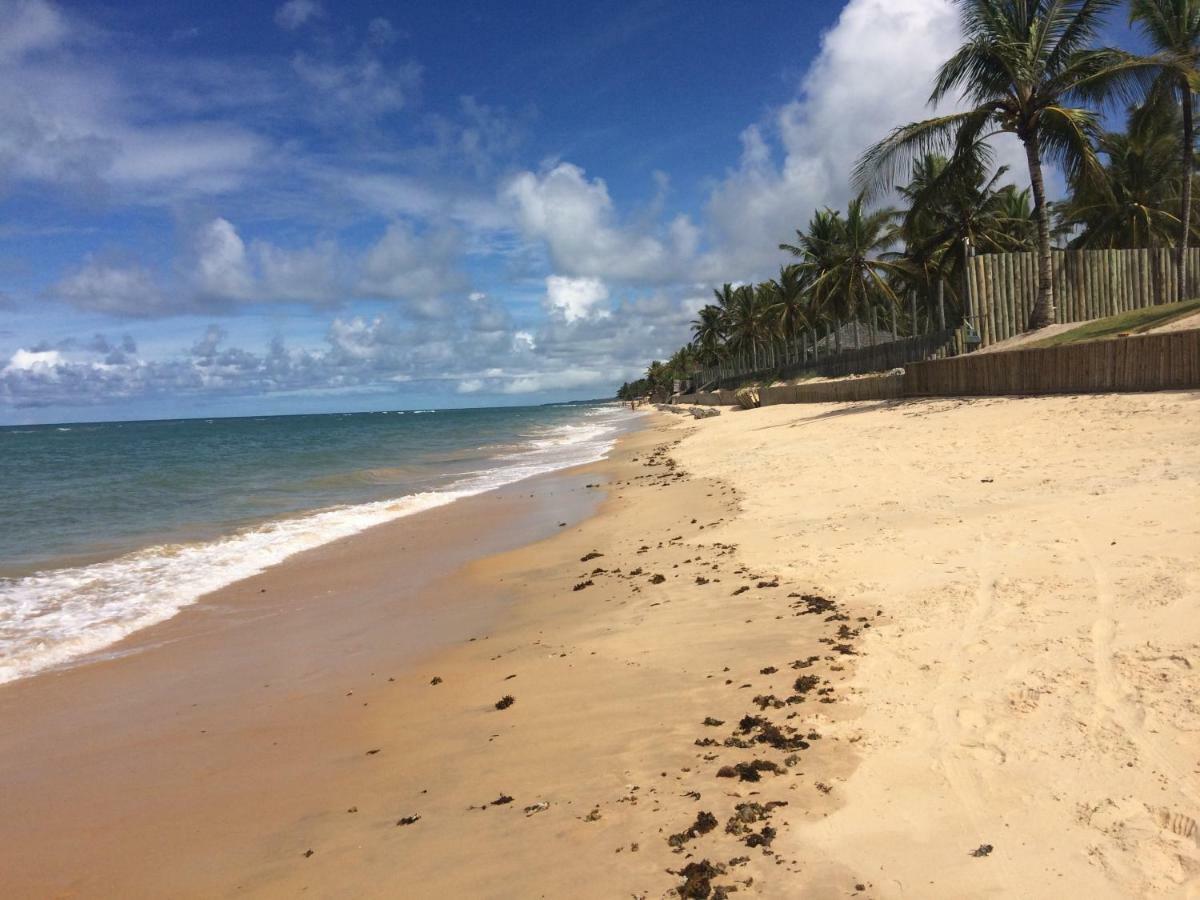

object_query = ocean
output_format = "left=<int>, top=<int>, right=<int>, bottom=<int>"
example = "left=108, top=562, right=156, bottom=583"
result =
left=0, top=401, right=639, bottom=684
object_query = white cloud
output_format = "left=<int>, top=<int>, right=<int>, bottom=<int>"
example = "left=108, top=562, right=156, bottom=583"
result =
left=255, top=239, right=341, bottom=304
left=703, top=0, right=1030, bottom=274
left=357, top=222, right=465, bottom=316
left=544, top=275, right=610, bottom=323
left=275, top=0, right=323, bottom=31
left=3, top=348, right=64, bottom=374
left=192, top=217, right=253, bottom=299
left=53, top=259, right=167, bottom=317
left=502, top=162, right=696, bottom=282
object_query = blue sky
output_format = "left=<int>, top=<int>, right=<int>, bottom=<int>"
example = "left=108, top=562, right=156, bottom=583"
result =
left=0, top=0, right=1143, bottom=423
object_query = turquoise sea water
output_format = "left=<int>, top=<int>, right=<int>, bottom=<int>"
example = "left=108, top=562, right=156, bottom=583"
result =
left=0, top=401, right=637, bottom=683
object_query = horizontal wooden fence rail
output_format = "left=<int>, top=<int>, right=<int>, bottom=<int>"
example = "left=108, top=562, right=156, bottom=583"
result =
left=904, top=330, right=1200, bottom=397
left=676, top=331, right=1200, bottom=406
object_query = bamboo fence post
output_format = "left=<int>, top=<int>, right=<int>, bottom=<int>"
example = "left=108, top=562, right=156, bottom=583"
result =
left=938, top=279, right=946, bottom=331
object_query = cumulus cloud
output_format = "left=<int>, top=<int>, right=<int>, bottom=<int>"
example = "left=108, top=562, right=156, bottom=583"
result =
left=192, top=217, right=253, bottom=300
left=502, top=162, right=698, bottom=282
left=3, top=348, right=64, bottom=373
left=544, top=275, right=610, bottom=323
left=52, top=259, right=168, bottom=317
left=274, top=0, right=323, bottom=31
left=357, top=222, right=466, bottom=315
left=703, top=0, right=1030, bottom=274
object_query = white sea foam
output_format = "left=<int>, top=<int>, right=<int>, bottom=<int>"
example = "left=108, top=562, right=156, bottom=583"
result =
left=0, top=405, right=636, bottom=684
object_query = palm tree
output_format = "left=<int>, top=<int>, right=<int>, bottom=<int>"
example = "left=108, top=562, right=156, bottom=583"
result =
left=1130, top=0, right=1200, bottom=297
left=766, top=264, right=809, bottom=362
left=782, top=198, right=905, bottom=327
left=726, top=283, right=771, bottom=370
left=690, top=304, right=726, bottom=367
left=1056, top=101, right=1187, bottom=247
left=895, top=152, right=1036, bottom=320
left=855, top=0, right=1158, bottom=330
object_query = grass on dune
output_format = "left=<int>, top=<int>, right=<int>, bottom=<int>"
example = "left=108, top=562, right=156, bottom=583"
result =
left=1029, top=298, right=1200, bottom=347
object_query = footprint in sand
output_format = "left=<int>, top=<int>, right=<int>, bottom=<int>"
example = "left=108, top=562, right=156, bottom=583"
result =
left=1007, top=687, right=1042, bottom=714
left=1158, top=810, right=1199, bottom=845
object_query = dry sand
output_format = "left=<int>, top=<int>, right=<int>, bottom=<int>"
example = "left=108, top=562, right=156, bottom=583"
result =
left=672, top=391, right=1200, bottom=898
left=1, top=392, right=1196, bottom=899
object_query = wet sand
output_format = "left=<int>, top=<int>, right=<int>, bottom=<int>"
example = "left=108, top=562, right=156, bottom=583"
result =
left=0, top=417, right=867, bottom=899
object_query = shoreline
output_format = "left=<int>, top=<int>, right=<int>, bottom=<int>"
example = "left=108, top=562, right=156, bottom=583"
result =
left=2, top=391, right=1196, bottom=898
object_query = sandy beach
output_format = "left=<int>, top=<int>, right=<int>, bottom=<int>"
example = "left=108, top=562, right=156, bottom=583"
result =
left=2, top=392, right=1198, bottom=899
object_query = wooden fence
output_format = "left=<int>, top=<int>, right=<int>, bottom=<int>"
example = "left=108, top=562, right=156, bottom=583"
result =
left=966, top=247, right=1200, bottom=347
left=693, top=328, right=958, bottom=391
left=680, top=246, right=1197, bottom=395
left=905, top=329, right=1200, bottom=397
left=676, top=330, right=1199, bottom=405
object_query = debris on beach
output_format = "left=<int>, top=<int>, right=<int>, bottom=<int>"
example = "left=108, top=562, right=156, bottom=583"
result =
left=396, top=815, right=421, bottom=826
left=971, top=843, right=994, bottom=857
left=302, top=849, right=314, bottom=857
left=430, top=676, right=443, bottom=685
left=649, top=573, right=666, bottom=584
left=673, top=860, right=726, bottom=899
left=716, top=760, right=783, bottom=782
left=702, top=717, right=725, bottom=727
left=523, top=801, right=550, bottom=816
left=495, top=695, right=515, bottom=710
left=667, top=810, right=719, bottom=848
left=573, top=579, right=594, bottom=591
left=490, top=795, right=513, bottom=806
left=580, top=551, right=604, bottom=561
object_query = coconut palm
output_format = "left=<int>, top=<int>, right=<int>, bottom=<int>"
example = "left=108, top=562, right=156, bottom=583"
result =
left=781, top=198, right=904, bottom=325
left=854, top=0, right=1160, bottom=329
left=765, top=264, right=809, bottom=361
left=1056, top=101, right=1187, bottom=247
left=1130, top=0, right=1200, bottom=296
left=726, top=283, right=771, bottom=370
left=895, top=152, right=1036, bottom=318
left=690, top=304, right=727, bottom=367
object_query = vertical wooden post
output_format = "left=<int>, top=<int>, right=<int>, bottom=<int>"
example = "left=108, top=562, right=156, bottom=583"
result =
left=869, top=307, right=878, bottom=347
left=909, top=291, right=917, bottom=338
left=937, top=279, right=946, bottom=332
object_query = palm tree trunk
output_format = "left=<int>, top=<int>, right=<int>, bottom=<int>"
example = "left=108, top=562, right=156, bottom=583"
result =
left=1179, top=79, right=1194, bottom=300
left=1024, top=132, right=1056, bottom=329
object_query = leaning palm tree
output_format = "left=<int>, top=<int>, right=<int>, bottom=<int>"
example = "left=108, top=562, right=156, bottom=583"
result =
left=1130, top=0, right=1200, bottom=297
left=855, top=0, right=1158, bottom=330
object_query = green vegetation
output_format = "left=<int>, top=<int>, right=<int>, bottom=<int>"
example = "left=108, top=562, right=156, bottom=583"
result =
left=1028, top=296, right=1200, bottom=345
left=622, top=0, right=1199, bottom=402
